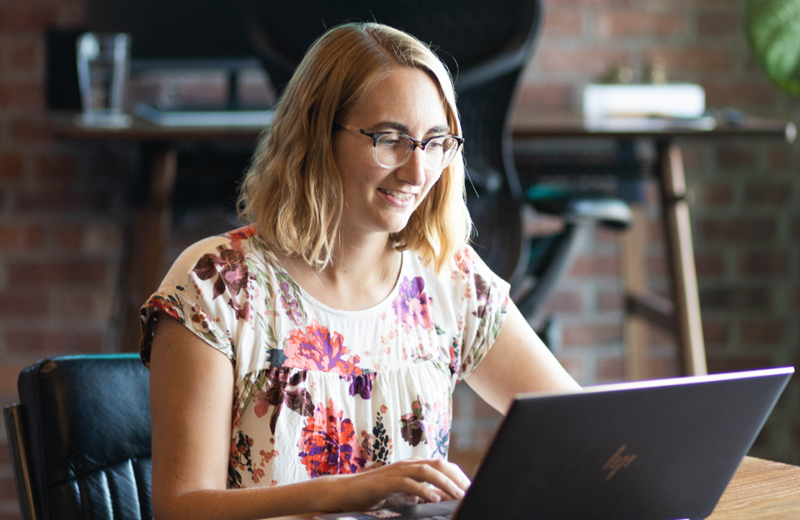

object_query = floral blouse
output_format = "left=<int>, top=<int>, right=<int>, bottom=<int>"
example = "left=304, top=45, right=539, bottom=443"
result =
left=140, top=225, right=509, bottom=489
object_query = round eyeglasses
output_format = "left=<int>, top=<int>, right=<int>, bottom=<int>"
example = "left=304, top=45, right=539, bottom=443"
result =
left=340, top=124, right=464, bottom=170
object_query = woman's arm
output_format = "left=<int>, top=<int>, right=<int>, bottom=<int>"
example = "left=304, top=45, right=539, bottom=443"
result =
left=465, top=299, right=580, bottom=415
left=149, top=316, right=470, bottom=520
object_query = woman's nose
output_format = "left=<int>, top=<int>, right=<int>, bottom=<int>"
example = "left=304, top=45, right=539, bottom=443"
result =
left=396, top=147, right=427, bottom=186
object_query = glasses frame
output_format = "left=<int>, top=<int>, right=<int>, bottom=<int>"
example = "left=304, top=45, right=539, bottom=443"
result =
left=339, top=124, right=464, bottom=170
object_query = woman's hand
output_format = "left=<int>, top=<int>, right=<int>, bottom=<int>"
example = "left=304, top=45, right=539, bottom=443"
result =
left=317, top=457, right=471, bottom=512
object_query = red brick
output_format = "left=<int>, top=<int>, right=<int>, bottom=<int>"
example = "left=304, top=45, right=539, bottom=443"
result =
left=0, top=438, right=12, bottom=465
left=0, top=293, right=48, bottom=318
left=702, top=320, right=728, bottom=348
left=648, top=324, right=677, bottom=346
left=738, top=252, right=789, bottom=276
left=7, top=259, right=108, bottom=287
left=700, top=287, right=771, bottom=310
left=0, top=6, right=58, bottom=31
left=563, top=323, right=621, bottom=347
left=555, top=355, right=584, bottom=382
left=740, top=320, right=784, bottom=345
left=541, top=290, right=582, bottom=313
left=597, top=357, right=623, bottom=382
left=538, top=48, right=631, bottom=76
left=768, top=148, right=790, bottom=171
left=643, top=48, right=733, bottom=74
left=646, top=219, right=665, bottom=243
left=33, top=153, right=80, bottom=181
left=598, top=13, right=686, bottom=38
left=704, top=83, right=778, bottom=109
left=0, top=83, right=45, bottom=108
left=515, top=84, right=572, bottom=111
left=0, top=223, right=44, bottom=250
left=744, top=182, right=792, bottom=205
left=706, top=355, right=774, bottom=375
left=646, top=256, right=667, bottom=278
left=1, top=474, right=20, bottom=503
left=597, top=290, right=622, bottom=311
left=53, top=224, right=84, bottom=251
left=542, top=11, right=583, bottom=38
left=569, top=254, right=619, bottom=278
left=9, top=39, right=44, bottom=72
left=4, top=329, right=106, bottom=355
left=59, top=292, right=114, bottom=321
left=595, top=227, right=619, bottom=244
left=0, top=152, right=25, bottom=181
left=694, top=252, right=724, bottom=278
left=680, top=147, right=704, bottom=170
left=698, top=182, right=733, bottom=206
left=9, top=117, right=53, bottom=143
left=14, top=188, right=112, bottom=213
left=697, top=12, right=741, bottom=37
left=695, top=219, right=776, bottom=243
left=716, top=148, right=757, bottom=169
left=646, top=357, right=681, bottom=380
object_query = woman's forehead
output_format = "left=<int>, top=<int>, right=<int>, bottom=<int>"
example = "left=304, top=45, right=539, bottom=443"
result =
left=347, top=67, right=450, bottom=131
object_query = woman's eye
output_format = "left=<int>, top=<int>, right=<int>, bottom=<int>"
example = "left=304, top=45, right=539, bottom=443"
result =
left=379, top=135, right=403, bottom=147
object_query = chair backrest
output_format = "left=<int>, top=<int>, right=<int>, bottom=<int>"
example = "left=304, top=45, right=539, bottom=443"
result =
left=4, top=354, right=152, bottom=520
left=238, top=0, right=543, bottom=284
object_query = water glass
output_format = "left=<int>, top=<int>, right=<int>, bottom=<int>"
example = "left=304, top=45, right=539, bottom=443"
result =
left=76, top=33, right=132, bottom=127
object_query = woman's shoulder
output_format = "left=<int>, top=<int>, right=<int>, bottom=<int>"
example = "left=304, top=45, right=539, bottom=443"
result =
left=166, top=226, right=273, bottom=274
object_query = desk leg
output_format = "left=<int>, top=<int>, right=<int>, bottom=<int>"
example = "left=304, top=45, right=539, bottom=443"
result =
left=120, top=144, right=178, bottom=353
left=621, top=206, right=649, bottom=380
left=659, top=143, right=707, bottom=376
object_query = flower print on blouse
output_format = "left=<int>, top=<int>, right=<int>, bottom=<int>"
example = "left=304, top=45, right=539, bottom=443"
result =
left=139, top=225, right=509, bottom=489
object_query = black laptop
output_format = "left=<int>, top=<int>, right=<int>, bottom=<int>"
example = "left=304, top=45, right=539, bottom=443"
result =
left=316, top=366, right=794, bottom=520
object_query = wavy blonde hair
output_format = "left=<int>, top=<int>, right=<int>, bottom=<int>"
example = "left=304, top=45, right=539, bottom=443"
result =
left=238, top=22, right=471, bottom=275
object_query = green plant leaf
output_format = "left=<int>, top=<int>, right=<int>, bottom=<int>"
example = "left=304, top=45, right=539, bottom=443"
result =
left=745, top=0, right=800, bottom=95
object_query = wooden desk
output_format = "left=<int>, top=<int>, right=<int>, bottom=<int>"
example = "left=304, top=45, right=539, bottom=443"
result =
left=54, top=113, right=796, bottom=364
left=513, top=112, right=796, bottom=379
left=263, top=456, right=799, bottom=520
left=260, top=457, right=800, bottom=520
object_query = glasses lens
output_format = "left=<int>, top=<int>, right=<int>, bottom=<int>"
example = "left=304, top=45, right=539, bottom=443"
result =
left=374, top=133, right=461, bottom=169
left=424, top=136, right=460, bottom=169
left=375, top=133, right=412, bottom=168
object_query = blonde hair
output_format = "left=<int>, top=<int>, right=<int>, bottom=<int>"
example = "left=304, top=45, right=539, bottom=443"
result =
left=238, top=22, right=471, bottom=275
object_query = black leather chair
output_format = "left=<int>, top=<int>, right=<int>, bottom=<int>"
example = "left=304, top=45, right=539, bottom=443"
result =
left=3, top=354, right=152, bottom=520
left=238, top=0, right=631, bottom=340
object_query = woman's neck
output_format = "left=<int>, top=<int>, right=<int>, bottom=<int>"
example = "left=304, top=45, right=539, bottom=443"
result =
left=277, top=235, right=403, bottom=311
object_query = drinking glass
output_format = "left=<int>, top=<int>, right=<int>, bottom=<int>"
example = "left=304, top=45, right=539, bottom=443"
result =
left=76, top=33, right=132, bottom=127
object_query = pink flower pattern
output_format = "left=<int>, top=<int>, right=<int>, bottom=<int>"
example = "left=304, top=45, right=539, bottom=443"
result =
left=298, top=399, right=366, bottom=477
left=392, top=276, right=433, bottom=330
left=284, top=319, right=362, bottom=376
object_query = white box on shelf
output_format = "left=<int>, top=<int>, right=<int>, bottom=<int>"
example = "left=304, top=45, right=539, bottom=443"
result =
left=582, top=83, right=705, bottom=119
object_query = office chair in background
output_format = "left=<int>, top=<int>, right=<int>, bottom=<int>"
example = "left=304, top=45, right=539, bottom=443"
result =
left=4, top=355, right=152, bottom=520
left=238, top=0, right=631, bottom=346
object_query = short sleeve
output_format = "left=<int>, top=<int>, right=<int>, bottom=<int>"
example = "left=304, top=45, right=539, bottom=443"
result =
left=139, top=236, right=244, bottom=368
left=454, top=246, right=510, bottom=381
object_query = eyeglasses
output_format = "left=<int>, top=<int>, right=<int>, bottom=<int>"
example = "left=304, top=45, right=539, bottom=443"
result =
left=340, top=124, right=464, bottom=170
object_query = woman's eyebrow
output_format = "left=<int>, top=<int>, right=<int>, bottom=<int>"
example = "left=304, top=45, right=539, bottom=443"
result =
left=371, top=121, right=451, bottom=135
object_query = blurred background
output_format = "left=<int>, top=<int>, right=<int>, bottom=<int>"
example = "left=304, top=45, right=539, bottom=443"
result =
left=0, top=1, right=798, bottom=517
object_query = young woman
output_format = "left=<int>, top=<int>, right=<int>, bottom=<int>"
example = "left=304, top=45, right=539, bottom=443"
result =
left=141, top=22, right=579, bottom=520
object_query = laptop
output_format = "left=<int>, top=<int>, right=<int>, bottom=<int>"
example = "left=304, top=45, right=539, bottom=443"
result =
left=316, top=366, right=794, bottom=520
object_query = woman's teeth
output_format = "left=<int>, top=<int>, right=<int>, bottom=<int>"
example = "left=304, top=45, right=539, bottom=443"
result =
left=380, top=188, right=413, bottom=201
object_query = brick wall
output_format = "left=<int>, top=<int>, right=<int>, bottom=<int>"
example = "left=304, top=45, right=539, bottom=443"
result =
left=0, top=0, right=798, bottom=517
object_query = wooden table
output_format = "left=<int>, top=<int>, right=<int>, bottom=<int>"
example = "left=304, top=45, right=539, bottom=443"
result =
left=513, top=112, right=796, bottom=380
left=259, top=457, right=800, bottom=520
left=54, top=112, right=797, bottom=365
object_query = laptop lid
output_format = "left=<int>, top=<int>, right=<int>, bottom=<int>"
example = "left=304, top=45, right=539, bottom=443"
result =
left=454, top=366, right=794, bottom=520
left=317, top=367, right=793, bottom=520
